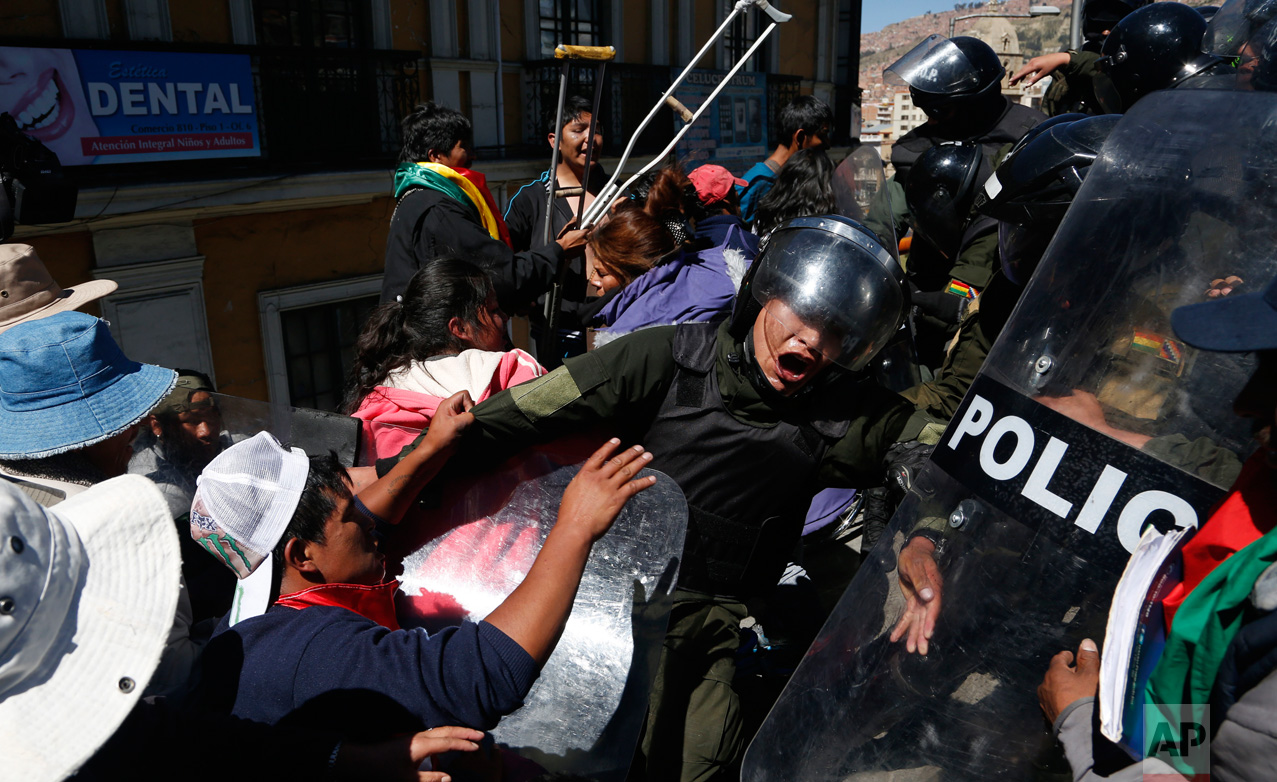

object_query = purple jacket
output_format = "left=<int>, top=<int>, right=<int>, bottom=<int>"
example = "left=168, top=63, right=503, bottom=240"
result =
left=594, top=221, right=755, bottom=339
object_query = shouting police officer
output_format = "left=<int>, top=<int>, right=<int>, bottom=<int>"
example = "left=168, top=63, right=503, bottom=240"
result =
left=380, top=216, right=914, bottom=782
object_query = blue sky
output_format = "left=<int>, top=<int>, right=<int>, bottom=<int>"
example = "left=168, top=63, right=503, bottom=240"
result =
left=861, top=0, right=951, bottom=34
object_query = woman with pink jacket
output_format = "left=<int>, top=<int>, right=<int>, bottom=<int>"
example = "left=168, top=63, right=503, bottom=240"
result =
left=346, top=259, right=544, bottom=460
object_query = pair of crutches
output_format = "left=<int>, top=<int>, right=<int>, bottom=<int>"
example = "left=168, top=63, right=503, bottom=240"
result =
left=538, top=43, right=614, bottom=364
left=537, top=0, right=793, bottom=362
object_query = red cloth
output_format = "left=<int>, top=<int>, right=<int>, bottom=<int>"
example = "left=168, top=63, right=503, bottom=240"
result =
left=1162, top=452, right=1277, bottom=627
left=275, top=580, right=402, bottom=630
left=456, top=167, right=513, bottom=248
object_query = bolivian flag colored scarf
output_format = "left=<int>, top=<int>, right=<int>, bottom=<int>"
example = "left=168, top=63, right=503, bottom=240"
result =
left=394, top=162, right=512, bottom=248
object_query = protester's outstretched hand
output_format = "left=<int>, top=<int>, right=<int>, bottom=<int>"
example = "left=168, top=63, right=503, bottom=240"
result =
left=889, top=536, right=942, bottom=655
left=558, top=438, right=657, bottom=542
left=1010, top=51, right=1071, bottom=86
left=423, top=390, right=476, bottom=453
left=333, top=725, right=484, bottom=781
left=1038, top=639, right=1101, bottom=724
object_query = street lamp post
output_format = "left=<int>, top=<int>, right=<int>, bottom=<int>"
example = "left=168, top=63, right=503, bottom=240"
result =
left=949, top=5, right=1062, bottom=38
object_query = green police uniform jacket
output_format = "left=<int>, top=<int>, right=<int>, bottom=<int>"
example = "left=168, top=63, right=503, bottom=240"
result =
left=1042, top=50, right=1103, bottom=117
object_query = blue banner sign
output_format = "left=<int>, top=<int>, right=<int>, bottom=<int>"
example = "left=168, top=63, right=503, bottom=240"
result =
left=0, top=47, right=261, bottom=166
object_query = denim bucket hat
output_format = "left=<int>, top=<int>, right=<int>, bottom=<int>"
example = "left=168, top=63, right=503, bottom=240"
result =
left=0, top=312, right=177, bottom=459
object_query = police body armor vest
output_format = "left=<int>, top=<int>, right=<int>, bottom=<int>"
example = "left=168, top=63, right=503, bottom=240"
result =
left=645, top=322, right=852, bottom=598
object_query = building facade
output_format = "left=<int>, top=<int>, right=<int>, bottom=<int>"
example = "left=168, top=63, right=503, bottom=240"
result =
left=3, top=0, right=859, bottom=409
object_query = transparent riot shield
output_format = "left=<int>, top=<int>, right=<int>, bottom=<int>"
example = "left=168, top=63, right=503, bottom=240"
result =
left=128, top=392, right=362, bottom=519
left=391, top=444, right=687, bottom=782
left=135, top=397, right=687, bottom=780
left=835, top=145, right=898, bottom=258
left=743, top=88, right=1277, bottom=781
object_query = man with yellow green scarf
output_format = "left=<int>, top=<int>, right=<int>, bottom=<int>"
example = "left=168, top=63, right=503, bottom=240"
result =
left=381, top=102, right=588, bottom=313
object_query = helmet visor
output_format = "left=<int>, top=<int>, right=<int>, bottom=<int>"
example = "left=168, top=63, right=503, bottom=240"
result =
left=1203, top=0, right=1277, bottom=55
left=998, top=218, right=1054, bottom=286
left=884, top=35, right=983, bottom=94
left=750, top=218, right=905, bottom=370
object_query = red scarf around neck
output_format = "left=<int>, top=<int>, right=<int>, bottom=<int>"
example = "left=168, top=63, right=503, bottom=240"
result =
left=276, top=580, right=402, bottom=630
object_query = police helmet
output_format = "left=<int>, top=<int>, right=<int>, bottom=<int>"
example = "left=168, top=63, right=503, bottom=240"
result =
left=729, top=215, right=906, bottom=372
left=885, top=35, right=1006, bottom=118
left=904, top=143, right=984, bottom=259
left=974, top=114, right=1121, bottom=285
left=1094, top=3, right=1224, bottom=113
left=1202, top=0, right=1277, bottom=55
left=1082, top=0, right=1152, bottom=46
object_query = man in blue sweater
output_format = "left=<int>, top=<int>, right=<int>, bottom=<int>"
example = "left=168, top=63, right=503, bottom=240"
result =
left=194, top=404, right=655, bottom=741
left=737, top=95, right=832, bottom=224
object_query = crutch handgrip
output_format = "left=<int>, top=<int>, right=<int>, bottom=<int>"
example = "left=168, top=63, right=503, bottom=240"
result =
left=753, top=0, right=793, bottom=23
left=555, top=45, right=617, bottom=61
left=665, top=96, right=694, bottom=122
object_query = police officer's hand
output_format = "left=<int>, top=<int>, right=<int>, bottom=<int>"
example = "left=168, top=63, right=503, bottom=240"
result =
left=1010, top=52, right=1071, bottom=86
left=1038, top=639, right=1101, bottom=725
left=558, top=439, right=657, bottom=542
left=423, top=390, right=476, bottom=453
left=890, top=536, right=943, bottom=655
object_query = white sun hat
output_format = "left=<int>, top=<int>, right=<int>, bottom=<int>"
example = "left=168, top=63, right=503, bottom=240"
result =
left=0, top=474, right=180, bottom=781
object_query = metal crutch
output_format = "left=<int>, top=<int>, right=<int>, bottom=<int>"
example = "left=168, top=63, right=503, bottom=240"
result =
left=538, top=44, right=616, bottom=366
left=578, top=0, right=792, bottom=229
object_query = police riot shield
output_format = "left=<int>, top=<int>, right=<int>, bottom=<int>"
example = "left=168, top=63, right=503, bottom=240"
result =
left=742, top=88, right=1277, bottom=781
left=833, top=146, right=887, bottom=226
left=128, top=392, right=361, bottom=519
left=133, top=396, right=687, bottom=780
left=393, top=444, right=686, bottom=780
left=834, top=145, right=898, bottom=260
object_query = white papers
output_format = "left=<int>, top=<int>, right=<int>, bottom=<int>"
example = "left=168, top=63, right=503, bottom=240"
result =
left=1099, top=525, right=1188, bottom=743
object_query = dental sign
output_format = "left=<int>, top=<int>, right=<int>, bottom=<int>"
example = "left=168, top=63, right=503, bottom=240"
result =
left=930, top=376, right=1226, bottom=558
left=0, top=47, right=260, bottom=165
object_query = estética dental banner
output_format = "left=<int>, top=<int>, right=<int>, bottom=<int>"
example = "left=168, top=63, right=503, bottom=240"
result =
left=0, top=46, right=261, bottom=166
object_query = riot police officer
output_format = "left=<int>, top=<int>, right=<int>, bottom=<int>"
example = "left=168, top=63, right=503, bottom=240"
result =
left=866, top=35, right=1045, bottom=370
left=379, top=216, right=914, bottom=782
left=1093, top=2, right=1234, bottom=112
left=1014, top=0, right=1152, bottom=116
left=902, top=142, right=1000, bottom=368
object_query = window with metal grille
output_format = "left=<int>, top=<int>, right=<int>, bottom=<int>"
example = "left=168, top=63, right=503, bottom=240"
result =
left=279, top=295, right=377, bottom=411
left=724, top=0, right=773, bottom=71
left=256, top=0, right=367, bottom=49
left=538, top=0, right=602, bottom=58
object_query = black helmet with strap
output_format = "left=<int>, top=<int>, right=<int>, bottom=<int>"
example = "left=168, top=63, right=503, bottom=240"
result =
left=729, top=215, right=905, bottom=372
left=1094, top=2, right=1225, bottom=113
left=904, top=142, right=985, bottom=259
left=885, top=35, right=1006, bottom=120
left=974, top=113, right=1122, bottom=285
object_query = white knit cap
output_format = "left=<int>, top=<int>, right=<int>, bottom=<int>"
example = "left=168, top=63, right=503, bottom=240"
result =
left=190, top=431, right=309, bottom=579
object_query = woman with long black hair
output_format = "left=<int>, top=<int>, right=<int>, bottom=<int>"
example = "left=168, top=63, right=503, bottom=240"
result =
left=751, top=148, right=836, bottom=238
left=346, top=258, right=543, bottom=459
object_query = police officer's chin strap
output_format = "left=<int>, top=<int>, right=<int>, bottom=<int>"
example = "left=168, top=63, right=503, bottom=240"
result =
left=738, top=332, right=846, bottom=402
